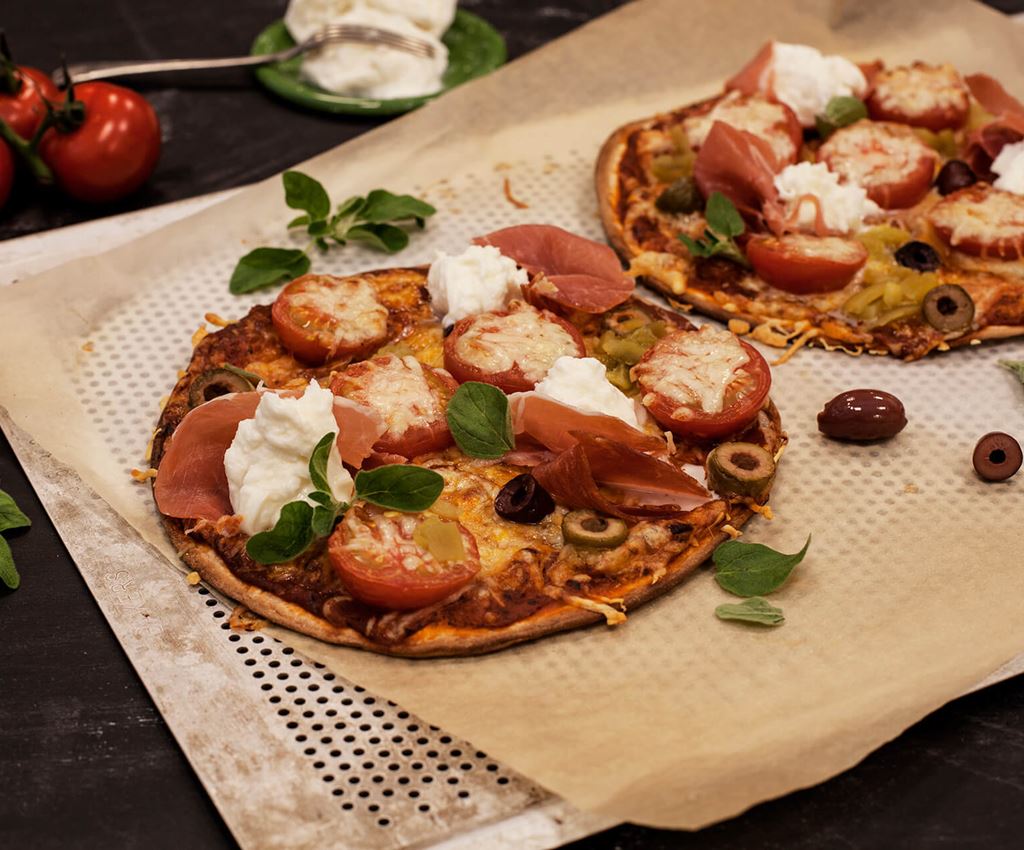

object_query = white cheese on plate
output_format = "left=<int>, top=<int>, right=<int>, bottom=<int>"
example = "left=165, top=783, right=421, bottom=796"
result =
left=284, top=0, right=451, bottom=99
left=992, top=140, right=1024, bottom=196
left=774, top=161, right=880, bottom=234
left=224, top=380, right=353, bottom=536
left=427, top=244, right=528, bottom=326
left=770, top=42, right=867, bottom=127
left=534, top=356, right=641, bottom=429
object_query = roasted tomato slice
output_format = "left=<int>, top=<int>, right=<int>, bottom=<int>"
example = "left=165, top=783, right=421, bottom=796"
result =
left=682, top=91, right=803, bottom=167
left=328, top=506, right=481, bottom=610
left=747, top=234, right=867, bottom=294
left=818, top=120, right=938, bottom=209
left=633, top=326, right=771, bottom=440
left=331, top=355, right=458, bottom=459
left=443, top=300, right=586, bottom=393
left=928, top=184, right=1024, bottom=261
left=866, top=63, right=970, bottom=132
left=271, top=274, right=390, bottom=365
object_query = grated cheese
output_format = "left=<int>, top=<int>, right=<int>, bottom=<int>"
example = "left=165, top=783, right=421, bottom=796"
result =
left=564, top=594, right=627, bottom=626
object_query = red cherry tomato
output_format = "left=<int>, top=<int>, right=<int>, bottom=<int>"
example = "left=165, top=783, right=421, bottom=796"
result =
left=634, top=328, right=772, bottom=440
left=0, top=141, right=13, bottom=209
left=328, top=507, right=480, bottom=610
left=38, top=82, right=160, bottom=203
left=747, top=234, right=868, bottom=294
left=272, top=274, right=391, bottom=365
left=332, top=355, right=458, bottom=459
left=443, top=302, right=586, bottom=393
left=0, top=66, right=59, bottom=140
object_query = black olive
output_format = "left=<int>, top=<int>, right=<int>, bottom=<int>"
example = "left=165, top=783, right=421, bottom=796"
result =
left=655, top=176, right=703, bottom=215
left=893, top=241, right=941, bottom=273
left=972, top=432, right=1023, bottom=481
left=668, top=522, right=692, bottom=536
left=922, top=284, right=974, bottom=333
left=494, top=474, right=555, bottom=524
left=817, top=389, right=907, bottom=441
left=934, top=160, right=977, bottom=196
left=188, top=368, right=254, bottom=408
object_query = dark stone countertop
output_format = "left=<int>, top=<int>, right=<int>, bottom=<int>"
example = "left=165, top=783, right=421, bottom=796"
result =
left=2, top=2, right=1024, bottom=849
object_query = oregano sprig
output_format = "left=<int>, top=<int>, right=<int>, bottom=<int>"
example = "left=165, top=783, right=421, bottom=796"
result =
left=678, top=191, right=751, bottom=269
left=230, top=171, right=437, bottom=295
left=0, top=488, right=31, bottom=590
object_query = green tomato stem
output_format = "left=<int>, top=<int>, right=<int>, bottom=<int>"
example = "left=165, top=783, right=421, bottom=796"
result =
left=0, top=115, right=53, bottom=184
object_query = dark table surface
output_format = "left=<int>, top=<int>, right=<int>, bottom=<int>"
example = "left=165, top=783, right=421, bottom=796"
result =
left=3, top=2, right=1024, bottom=849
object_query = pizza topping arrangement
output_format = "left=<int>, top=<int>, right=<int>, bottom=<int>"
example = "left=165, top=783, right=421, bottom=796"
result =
left=596, top=42, right=1024, bottom=359
left=425, top=243, right=527, bottom=325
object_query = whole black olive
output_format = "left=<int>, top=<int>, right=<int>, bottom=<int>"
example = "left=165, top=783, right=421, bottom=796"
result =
left=817, top=389, right=907, bottom=441
left=922, top=284, right=974, bottom=333
left=934, top=160, right=977, bottom=196
left=893, top=241, right=941, bottom=273
left=972, top=432, right=1023, bottom=481
left=494, top=474, right=555, bottom=524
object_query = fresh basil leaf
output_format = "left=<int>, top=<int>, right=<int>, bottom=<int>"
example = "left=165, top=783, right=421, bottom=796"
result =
left=0, top=537, right=19, bottom=590
left=446, top=382, right=515, bottom=459
left=308, top=432, right=336, bottom=494
left=344, top=223, right=410, bottom=253
left=311, top=503, right=341, bottom=538
left=815, top=96, right=867, bottom=139
left=0, top=489, right=31, bottom=533
left=335, top=194, right=366, bottom=219
left=307, top=219, right=330, bottom=237
left=358, top=189, right=437, bottom=224
left=715, top=597, right=785, bottom=626
left=999, top=359, right=1024, bottom=387
left=283, top=170, right=330, bottom=221
left=678, top=233, right=711, bottom=258
left=714, top=534, right=811, bottom=597
left=308, top=490, right=333, bottom=507
left=287, top=214, right=310, bottom=229
left=355, top=465, right=444, bottom=512
left=221, top=363, right=261, bottom=384
left=246, top=501, right=315, bottom=565
left=705, top=191, right=745, bottom=239
left=708, top=239, right=752, bottom=269
left=229, top=248, right=310, bottom=294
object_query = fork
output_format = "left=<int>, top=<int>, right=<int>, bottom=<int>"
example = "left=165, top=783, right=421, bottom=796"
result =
left=53, top=23, right=436, bottom=86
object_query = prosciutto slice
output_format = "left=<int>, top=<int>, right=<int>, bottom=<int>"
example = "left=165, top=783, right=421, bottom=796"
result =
left=963, top=73, right=1024, bottom=179
left=694, top=120, right=783, bottom=228
left=474, top=224, right=634, bottom=313
left=154, top=391, right=385, bottom=521
left=531, top=433, right=710, bottom=519
left=725, top=41, right=774, bottom=96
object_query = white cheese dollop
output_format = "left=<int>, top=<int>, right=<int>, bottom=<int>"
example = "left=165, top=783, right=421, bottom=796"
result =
left=770, top=42, right=867, bottom=127
left=224, top=381, right=353, bottom=536
left=426, top=244, right=528, bottom=326
left=992, top=140, right=1024, bottom=195
left=774, top=161, right=880, bottom=233
left=284, top=0, right=452, bottom=99
left=534, top=356, right=641, bottom=429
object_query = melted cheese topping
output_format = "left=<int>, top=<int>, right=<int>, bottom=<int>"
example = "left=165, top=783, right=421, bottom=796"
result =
left=821, top=121, right=935, bottom=191
left=929, top=188, right=1024, bottom=249
left=290, top=276, right=389, bottom=350
left=871, top=63, right=968, bottom=121
left=634, top=326, right=749, bottom=416
left=453, top=302, right=580, bottom=383
left=342, top=510, right=456, bottom=577
left=336, top=355, right=443, bottom=437
left=683, top=92, right=798, bottom=165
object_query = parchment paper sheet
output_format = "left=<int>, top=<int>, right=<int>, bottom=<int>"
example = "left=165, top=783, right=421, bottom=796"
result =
left=2, top=0, right=1023, bottom=830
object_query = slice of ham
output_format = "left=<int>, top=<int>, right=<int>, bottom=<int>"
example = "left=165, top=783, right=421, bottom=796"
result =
left=531, top=433, right=709, bottom=519
left=694, top=120, right=783, bottom=228
left=964, top=73, right=1024, bottom=179
left=473, top=224, right=633, bottom=313
left=154, top=391, right=385, bottom=522
left=725, top=42, right=774, bottom=96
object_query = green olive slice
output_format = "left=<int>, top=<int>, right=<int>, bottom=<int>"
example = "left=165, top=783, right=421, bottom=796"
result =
left=922, top=284, right=974, bottom=333
left=188, top=367, right=255, bottom=408
left=604, top=306, right=652, bottom=335
left=706, top=442, right=776, bottom=498
left=562, top=510, right=629, bottom=548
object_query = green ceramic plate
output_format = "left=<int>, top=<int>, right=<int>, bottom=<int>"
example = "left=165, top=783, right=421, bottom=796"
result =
left=250, top=10, right=506, bottom=116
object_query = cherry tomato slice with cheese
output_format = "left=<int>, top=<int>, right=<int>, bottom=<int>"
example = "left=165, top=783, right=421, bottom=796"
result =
left=328, top=507, right=480, bottom=610
left=331, top=355, right=458, bottom=459
left=272, top=274, right=390, bottom=365
left=443, top=301, right=586, bottom=393
left=818, top=120, right=937, bottom=209
left=633, top=327, right=771, bottom=440
left=747, top=234, right=867, bottom=294
left=928, top=184, right=1024, bottom=261
left=866, top=63, right=970, bottom=132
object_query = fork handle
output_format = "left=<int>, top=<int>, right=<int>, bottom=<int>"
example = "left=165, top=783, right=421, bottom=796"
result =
left=60, top=53, right=289, bottom=85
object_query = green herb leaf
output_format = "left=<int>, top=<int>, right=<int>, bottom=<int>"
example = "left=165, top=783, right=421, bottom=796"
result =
left=344, top=223, right=410, bottom=253
left=705, top=191, right=745, bottom=239
left=335, top=194, right=366, bottom=219
left=446, top=382, right=515, bottom=459
left=359, top=189, right=436, bottom=225
left=245, top=501, right=315, bottom=565
left=308, top=490, right=333, bottom=507
left=221, top=363, right=262, bottom=384
left=678, top=233, right=710, bottom=258
left=0, top=489, right=31, bottom=533
left=714, top=534, right=811, bottom=597
left=311, top=502, right=347, bottom=538
left=229, top=247, right=310, bottom=294
left=307, top=219, right=330, bottom=238
left=815, top=96, right=867, bottom=140
left=308, top=432, right=336, bottom=494
left=999, top=360, right=1024, bottom=387
left=715, top=597, right=785, bottom=626
left=283, top=170, right=331, bottom=221
left=355, top=465, right=444, bottom=512
left=0, top=537, right=19, bottom=590
left=287, top=214, right=311, bottom=229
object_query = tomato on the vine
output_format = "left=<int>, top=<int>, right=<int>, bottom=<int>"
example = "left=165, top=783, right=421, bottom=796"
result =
left=0, top=66, right=59, bottom=140
left=0, top=141, right=13, bottom=209
left=38, top=82, right=160, bottom=203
